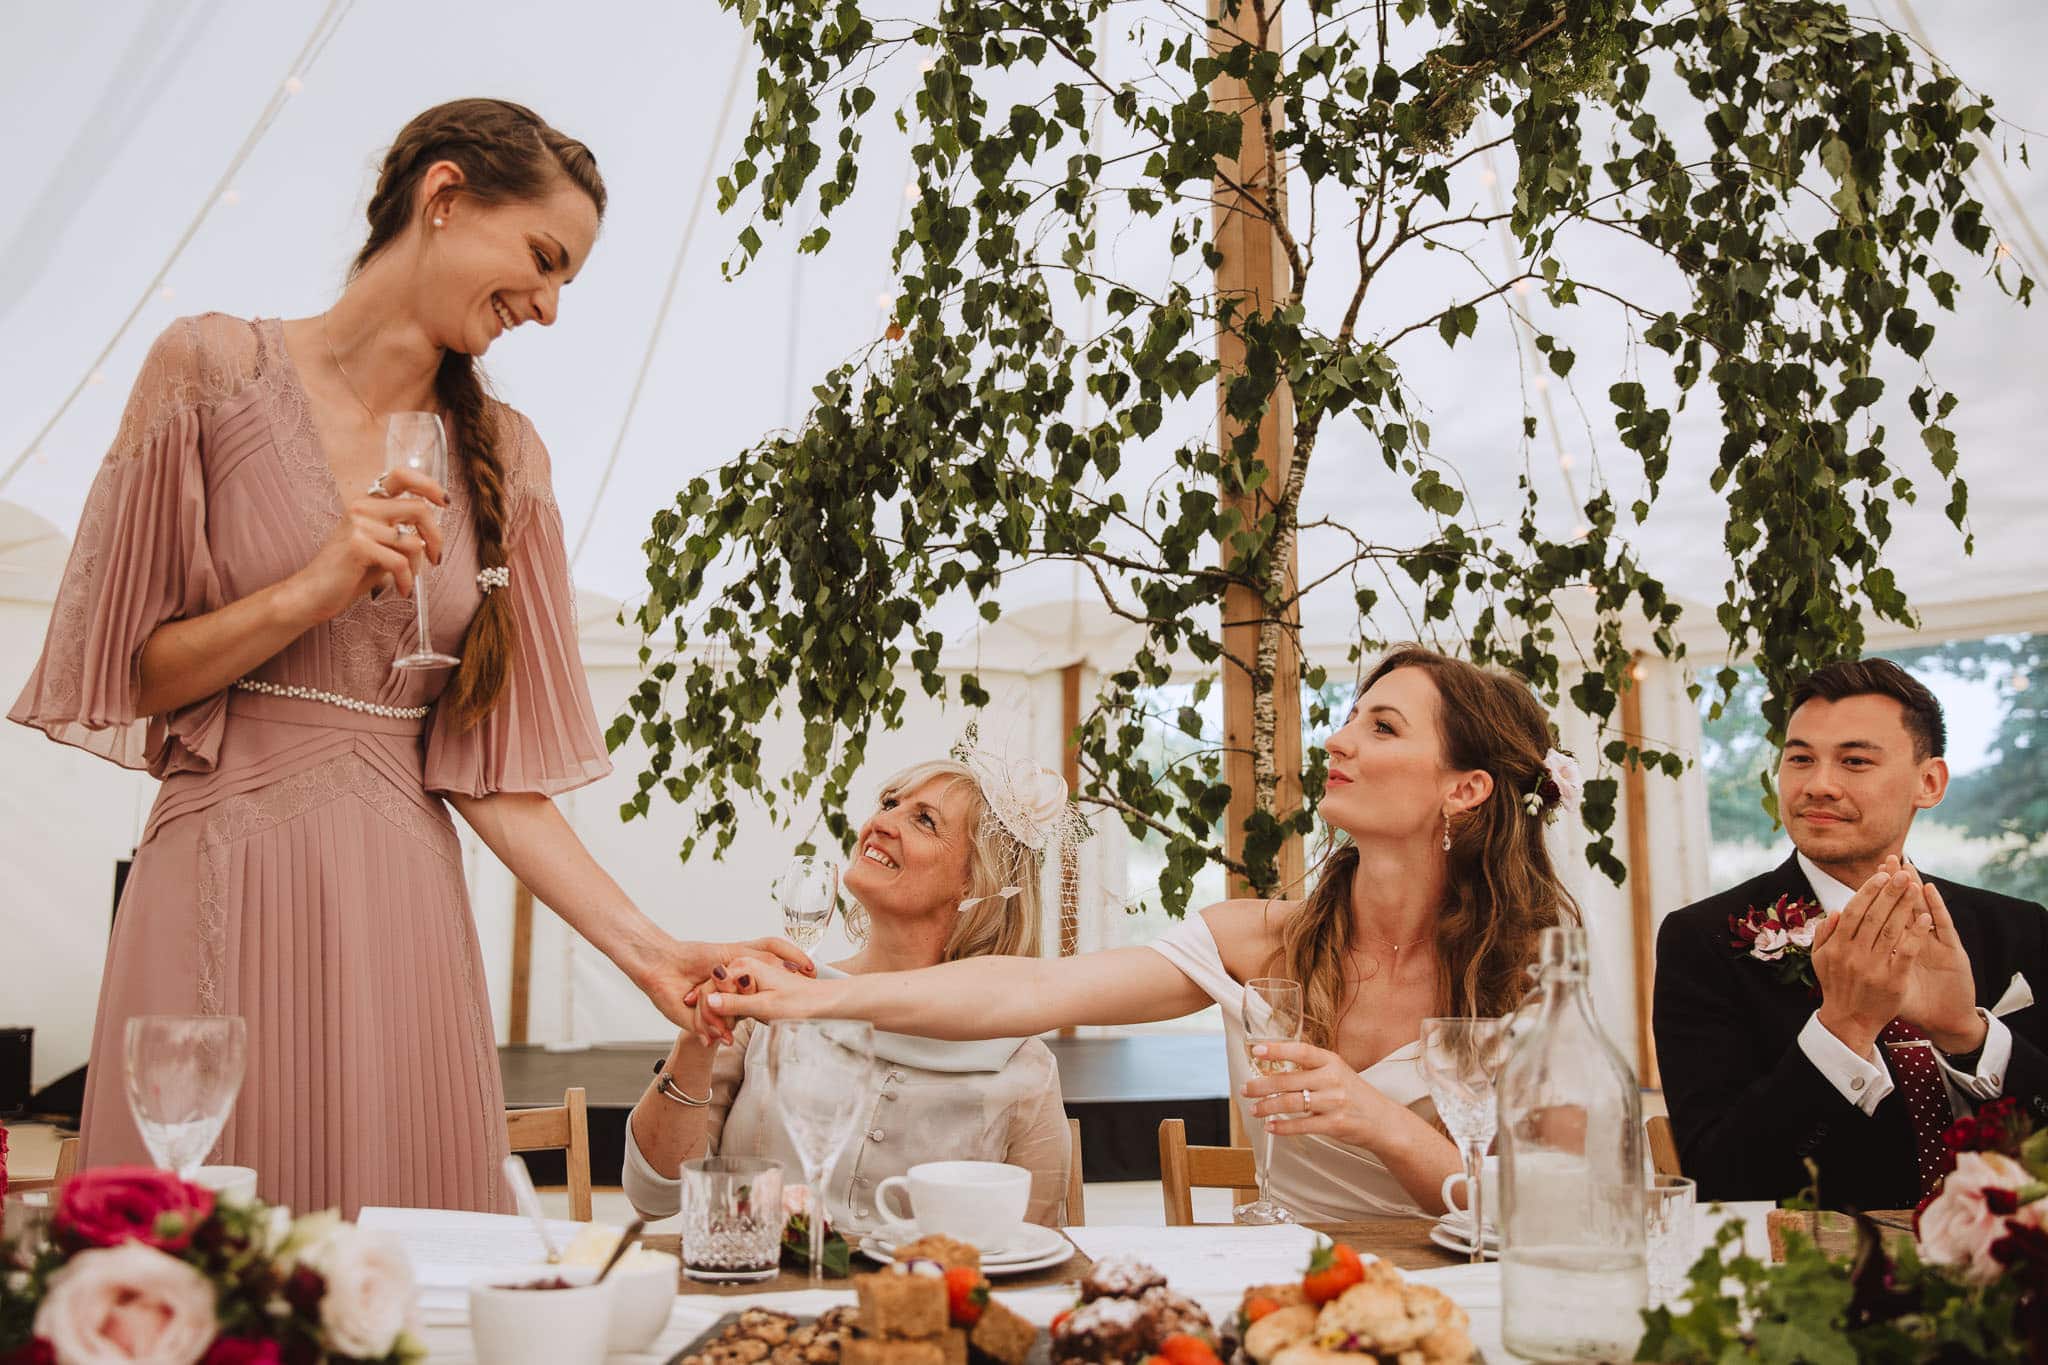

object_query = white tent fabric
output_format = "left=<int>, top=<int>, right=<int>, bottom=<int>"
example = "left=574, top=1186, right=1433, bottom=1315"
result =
left=2, top=2, right=2044, bottom=1089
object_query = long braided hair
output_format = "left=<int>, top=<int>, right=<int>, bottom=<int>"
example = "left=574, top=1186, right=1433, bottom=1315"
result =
left=350, top=98, right=606, bottom=731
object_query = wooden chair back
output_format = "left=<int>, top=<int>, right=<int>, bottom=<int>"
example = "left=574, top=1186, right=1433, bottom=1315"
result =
left=1647, top=1114, right=1682, bottom=1178
left=1066, top=1117, right=1086, bottom=1226
left=1158, top=1118, right=1258, bottom=1226
left=8, top=1136, right=80, bottom=1197
left=504, top=1087, right=593, bottom=1222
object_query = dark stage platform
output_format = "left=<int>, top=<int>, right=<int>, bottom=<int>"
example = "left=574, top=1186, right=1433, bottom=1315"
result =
left=502, top=1034, right=1232, bottom=1187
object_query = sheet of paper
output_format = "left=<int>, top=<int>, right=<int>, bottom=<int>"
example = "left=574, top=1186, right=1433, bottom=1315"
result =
left=1061, top=1224, right=1325, bottom=1292
left=358, top=1205, right=599, bottom=1318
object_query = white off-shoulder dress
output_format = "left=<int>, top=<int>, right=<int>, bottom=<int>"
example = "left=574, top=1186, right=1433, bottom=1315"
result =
left=1148, top=911, right=1437, bottom=1220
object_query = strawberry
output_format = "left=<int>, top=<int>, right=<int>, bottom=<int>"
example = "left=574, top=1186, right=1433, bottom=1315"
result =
left=1051, top=1309, right=1073, bottom=1336
left=1302, top=1241, right=1365, bottom=1305
left=1241, top=1294, right=1285, bottom=1325
left=1159, top=1334, right=1223, bottom=1365
left=944, top=1265, right=989, bottom=1326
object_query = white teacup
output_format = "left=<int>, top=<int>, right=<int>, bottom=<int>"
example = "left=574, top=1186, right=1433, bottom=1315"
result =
left=875, top=1160, right=1031, bottom=1252
left=192, top=1166, right=259, bottom=1205
left=605, top=1250, right=680, bottom=1352
left=1439, top=1156, right=1500, bottom=1235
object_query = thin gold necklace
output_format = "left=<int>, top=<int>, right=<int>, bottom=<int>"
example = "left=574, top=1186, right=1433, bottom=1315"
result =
left=321, top=312, right=380, bottom=422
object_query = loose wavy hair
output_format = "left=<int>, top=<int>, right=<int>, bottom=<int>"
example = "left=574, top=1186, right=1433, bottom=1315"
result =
left=1276, top=645, right=1579, bottom=1047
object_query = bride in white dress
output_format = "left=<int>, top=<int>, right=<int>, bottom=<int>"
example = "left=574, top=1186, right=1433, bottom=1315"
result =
left=698, top=645, right=1583, bottom=1220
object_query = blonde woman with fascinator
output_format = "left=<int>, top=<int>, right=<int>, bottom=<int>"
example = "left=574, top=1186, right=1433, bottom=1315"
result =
left=624, top=754, right=1073, bottom=1230
left=697, top=646, right=1582, bottom=1221
left=10, top=100, right=808, bottom=1217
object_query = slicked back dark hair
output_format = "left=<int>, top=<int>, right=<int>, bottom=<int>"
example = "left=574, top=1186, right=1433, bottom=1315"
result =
left=1785, top=659, right=1946, bottom=760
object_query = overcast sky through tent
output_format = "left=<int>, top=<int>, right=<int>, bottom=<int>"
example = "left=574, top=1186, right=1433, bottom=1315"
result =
left=1, top=0, right=2043, bottom=669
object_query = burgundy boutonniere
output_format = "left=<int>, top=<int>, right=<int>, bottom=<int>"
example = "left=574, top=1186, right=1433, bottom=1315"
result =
left=1729, top=894, right=1828, bottom=990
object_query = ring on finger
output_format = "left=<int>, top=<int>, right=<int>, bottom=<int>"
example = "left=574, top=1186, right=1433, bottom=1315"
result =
left=1300, top=1088, right=1312, bottom=1113
left=366, top=473, right=389, bottom=497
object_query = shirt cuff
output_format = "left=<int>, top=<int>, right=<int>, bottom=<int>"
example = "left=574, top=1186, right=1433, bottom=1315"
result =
left=1936, top=1009, right=2011, bottom=1100
left=1799, top=1012, right=1894, bottom=1115
left=620, top=1108, right=683, bottom=1219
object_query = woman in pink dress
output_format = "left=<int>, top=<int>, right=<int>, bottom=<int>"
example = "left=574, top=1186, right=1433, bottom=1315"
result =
left=10, top=99, right=806, bottom=1216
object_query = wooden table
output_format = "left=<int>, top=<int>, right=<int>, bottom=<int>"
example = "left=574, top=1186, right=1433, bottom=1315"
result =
left=650, top=1219, right=1462, bottom=1296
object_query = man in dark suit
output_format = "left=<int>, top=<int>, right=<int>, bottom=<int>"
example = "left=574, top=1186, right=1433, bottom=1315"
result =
left=1655, top=659, right=2048, bottom=1209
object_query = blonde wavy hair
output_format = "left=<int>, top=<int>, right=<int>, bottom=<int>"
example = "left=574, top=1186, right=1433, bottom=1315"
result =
left=1276, top=645, right=1580, bottom=1048
left=863, top=759, right=1045, bottom=961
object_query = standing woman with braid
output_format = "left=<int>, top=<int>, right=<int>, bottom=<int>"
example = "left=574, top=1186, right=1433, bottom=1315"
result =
left=10, top=99, right=809, bottom=1216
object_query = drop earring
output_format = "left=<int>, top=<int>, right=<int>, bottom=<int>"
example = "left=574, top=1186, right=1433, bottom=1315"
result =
left=1441, top=811, right=1452, bottom=852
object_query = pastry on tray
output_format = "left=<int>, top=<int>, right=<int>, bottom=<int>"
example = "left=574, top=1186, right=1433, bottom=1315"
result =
left=893, top=1234, right=984, bottom=1273
left=1051, top=1258, right=1221, bottom=1365
left=1237, top=1243, right=1473, bottom=1365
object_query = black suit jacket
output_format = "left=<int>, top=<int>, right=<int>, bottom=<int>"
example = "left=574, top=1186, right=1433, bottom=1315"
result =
left=1653, top=854, right=2048, bottom=1209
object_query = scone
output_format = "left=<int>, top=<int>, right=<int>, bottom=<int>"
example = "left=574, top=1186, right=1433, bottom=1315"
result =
left=893, top=1235, right=983, bottom=1274
left=1244, top=1304, right=1318, bottom=1363
left=1313, top=1279, right=1441, bottom=1355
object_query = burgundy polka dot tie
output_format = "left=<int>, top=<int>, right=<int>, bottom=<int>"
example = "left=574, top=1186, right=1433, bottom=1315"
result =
left=1881, top=1018, right=1956, bottom=1201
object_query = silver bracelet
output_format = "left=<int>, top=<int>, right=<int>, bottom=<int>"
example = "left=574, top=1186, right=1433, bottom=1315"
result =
left=653, top=1063, right=709, bottom=1108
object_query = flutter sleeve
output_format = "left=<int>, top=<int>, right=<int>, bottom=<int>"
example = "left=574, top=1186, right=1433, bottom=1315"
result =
left=8, top=317, right=230, bottom=776
left=425, top=412, right=611, bottom=797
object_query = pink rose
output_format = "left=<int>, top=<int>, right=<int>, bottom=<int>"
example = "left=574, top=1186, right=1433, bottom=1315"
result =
left=1786, top=918, right=1820, bottom=950
left=1918, top=1151, right=2031, bottom=1281
left=31, top=1241, right=217, bottom=1365
left=1750, top=925, right=1790, bottom=961
left=2, top=1123, right=11, bottom=1203
left=56, top=1168, right=215, bottom=1254
left=298, top=1224, right=415, bottom=1358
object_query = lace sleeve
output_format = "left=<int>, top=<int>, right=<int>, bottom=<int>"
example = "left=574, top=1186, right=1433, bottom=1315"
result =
left=8, top=315, right=256, bottom=774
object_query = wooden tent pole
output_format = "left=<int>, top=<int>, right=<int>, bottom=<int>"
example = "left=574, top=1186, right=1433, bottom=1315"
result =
left=1620, top=655, right=1659, bottom=1087
left=509, top=881, right=534, bottom=1046
left=1210, top=0, right=1304, bottom=904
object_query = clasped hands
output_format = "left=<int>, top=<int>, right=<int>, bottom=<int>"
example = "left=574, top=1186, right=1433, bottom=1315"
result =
left=1812, top=854, right=1985, bottom=1059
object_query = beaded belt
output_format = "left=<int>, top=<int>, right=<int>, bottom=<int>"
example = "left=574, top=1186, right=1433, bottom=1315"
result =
left=232, top=678, right=430, bottom=721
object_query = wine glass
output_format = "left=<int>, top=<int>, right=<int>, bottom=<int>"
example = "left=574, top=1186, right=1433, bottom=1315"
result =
left=764, top=1020, right=876, bottom=1285
left=124, top=1015, right=248, bottom=1180
left=385, top=412, right=460, bottom=671
left=774, top=857, right=840, bottom=951
left=1236, top=977, right=1304, bottom=1225
left=1420, top=1016, right=1508, bottom=1263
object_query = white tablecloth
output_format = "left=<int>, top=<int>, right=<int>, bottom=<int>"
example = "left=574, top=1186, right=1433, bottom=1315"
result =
left=418, top=1204, right=1776, bottom=1363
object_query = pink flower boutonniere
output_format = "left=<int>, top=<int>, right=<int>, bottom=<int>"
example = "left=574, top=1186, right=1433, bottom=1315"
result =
left=1729, top=894, right=1827, bottom=989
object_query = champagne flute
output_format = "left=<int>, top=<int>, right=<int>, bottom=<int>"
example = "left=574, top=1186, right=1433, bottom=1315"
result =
left=124, top=1015, right=248, bottom=1180
left=1236, top=977, right=1303, bottom=1225
left=1420, top=1016, right=1508, bottom=1263
left=765, top=1020, right=876, bottom=1286
left=385, top=412, right=460, bottom=671
left=774, top=857, right=840, bottom=951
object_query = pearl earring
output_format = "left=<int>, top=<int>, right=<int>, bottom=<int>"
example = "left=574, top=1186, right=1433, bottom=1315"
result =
left=432, top=216, right=445, bottom=227
left=1442, top=811, right=1452, bottom=852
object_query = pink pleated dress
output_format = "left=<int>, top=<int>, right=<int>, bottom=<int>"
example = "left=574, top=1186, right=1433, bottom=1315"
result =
left=9, top=314, right=612, bottom=1217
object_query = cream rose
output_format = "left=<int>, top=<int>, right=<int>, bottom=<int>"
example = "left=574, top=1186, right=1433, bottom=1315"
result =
left=1750, top=925, right=1790, bottom=961
left=1918, top=1151, right=2030, bottom=1282
left=302, top=1224, right=416, bottom=1358
left=32, top=1241, right=216, bottom=1365
left=1542, top=750, right=1585, bottom=813
left=1786, top=918, right=1820, bottom=950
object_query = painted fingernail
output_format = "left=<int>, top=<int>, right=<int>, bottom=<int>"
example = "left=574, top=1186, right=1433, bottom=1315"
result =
left=713, top=966, right=727, bottom=980
left=737, top=975, right=752, bottom=989
left=705, top=993, right=723, bottom=1010
left=1251, top=1043, right=1269, bottom=1057
left=684, top=990, right=699, bottom=1007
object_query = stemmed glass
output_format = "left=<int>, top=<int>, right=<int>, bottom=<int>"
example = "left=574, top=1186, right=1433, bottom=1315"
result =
left=764, top=1019, right=875, bottom=1285
left=385, top=412, right=460, bottom=671
left=1236, top=977, right=1304, bottom=1225
left=124, top=1015, right=248, bottom=1180
left=774, top=857, right=840, bottom=951
left=1420, top=1016, right=1508, bottom=1263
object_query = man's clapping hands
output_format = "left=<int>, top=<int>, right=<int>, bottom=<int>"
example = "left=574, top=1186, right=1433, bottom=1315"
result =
left=1813, top=855, right=1982, bottom=1057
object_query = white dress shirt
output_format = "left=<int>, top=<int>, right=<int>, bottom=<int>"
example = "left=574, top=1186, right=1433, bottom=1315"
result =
left=1795, top=851, right=2011, bottom=1115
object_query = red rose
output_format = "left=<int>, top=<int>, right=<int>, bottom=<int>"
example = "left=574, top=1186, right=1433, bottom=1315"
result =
left=1988, top=1187, right=2022, bottom=1217
left=55, top=1165, right=216, bottom=1252
left=1, top=1123, right=9, bottom=1202
left=0, top=1340, right=57, bottom=1365
left=204, top=1338, right=284, bottom=1365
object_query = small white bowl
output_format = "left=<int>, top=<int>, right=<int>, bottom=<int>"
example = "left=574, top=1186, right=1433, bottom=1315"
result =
left=606, top=1250, right=681, bottom=1352
left=469, top=1264, right=615, bottom=1365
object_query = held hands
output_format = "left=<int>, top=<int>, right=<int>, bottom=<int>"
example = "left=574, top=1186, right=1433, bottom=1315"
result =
left=290, top=467, right=448, bottom=624
left=1241, top=1040, right=1399, bottom=1146
left=637, top=938, right=816, bottom=1042
left=692, top=954, right=832, bottom=1044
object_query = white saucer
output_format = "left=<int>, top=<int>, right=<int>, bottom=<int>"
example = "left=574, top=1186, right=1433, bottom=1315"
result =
left=861, top=1225, right=1073, bottom=1275
left=1429, top=1219, right=1500, bottom=1260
